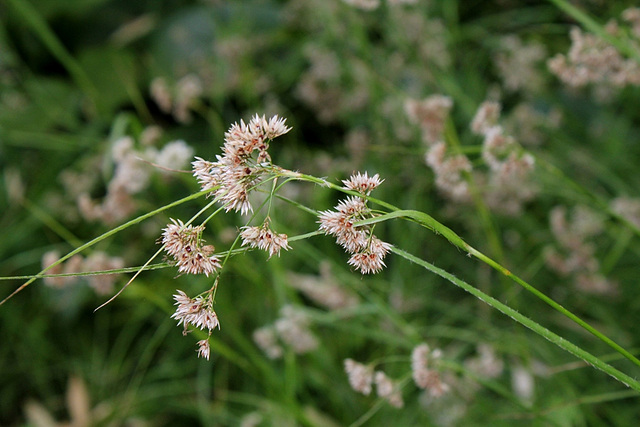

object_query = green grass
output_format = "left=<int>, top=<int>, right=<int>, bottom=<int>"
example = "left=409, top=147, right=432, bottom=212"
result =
left=3, top=0, right=640, bottom=425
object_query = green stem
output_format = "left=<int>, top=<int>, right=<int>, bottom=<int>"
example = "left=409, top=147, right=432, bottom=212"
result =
left=392, top=246, right=640, bottom=392
left=7, top=0, right=100, bottom=112
left=356, top=209, right=640, bottom=370
left=280, top=168, right=640, bottom=377
left=0, top=190, right=210, bottom=306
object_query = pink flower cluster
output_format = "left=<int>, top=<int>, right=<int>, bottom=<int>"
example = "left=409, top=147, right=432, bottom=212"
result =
left=192, top=114, right=291, bottom=215
left=240, top=221, right=291, bottom=258
left=171, top=290, right=220, bottom=360
left=161, top=218, right=221, bottom=277
left=318, top=172, right=392, bottom=274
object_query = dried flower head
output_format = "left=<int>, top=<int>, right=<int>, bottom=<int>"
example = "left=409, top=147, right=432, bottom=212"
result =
left=347, top=236, right=392, bottom=274
left=319, top=175, right=392, bottom=274
left=318, top=196, right=369, bottom=253
left=342, top=171, right=384, bottom=195
left=240, top=222, right=291, bottom=258
left=196, top=339, right=211, bottom=360
left=161, top=219, right=221, bottom=276
left=171, top=290, right=220, bottom=335
left=192, top=114, right=291, bottom=215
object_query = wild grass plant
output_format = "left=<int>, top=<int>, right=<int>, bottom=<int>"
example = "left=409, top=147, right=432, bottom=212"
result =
left=3, top=0, right=640, bottom=425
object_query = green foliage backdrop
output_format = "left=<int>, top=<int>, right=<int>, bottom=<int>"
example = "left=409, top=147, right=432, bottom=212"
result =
left=2, top=0, right=640, bottom=425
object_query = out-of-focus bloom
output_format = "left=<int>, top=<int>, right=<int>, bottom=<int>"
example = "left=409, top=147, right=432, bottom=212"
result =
left=253, top=326, right=284, bottom=359
left=471, top=101, right=501, bottom=136
left=411, top=343, right=450, bottom=397
left=286, top=262, right=360, bottom=310
left=344, top=359, right=374, bottom=395
left=341, top=0, right=380, bottom=11
left=548, top=20, right=640, bottom=89
left=425, top=142, right=473, bottom=203
left=374, top=371, right=404, bottom=408
left=405, top=95, right=453, bottom=144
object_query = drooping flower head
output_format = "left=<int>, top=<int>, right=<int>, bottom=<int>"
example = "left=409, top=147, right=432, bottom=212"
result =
left=171, top=290, right=220, bottom=335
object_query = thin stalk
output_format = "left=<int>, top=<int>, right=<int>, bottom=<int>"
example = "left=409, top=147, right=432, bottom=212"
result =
left=279, top=168, right=640, bottom=375
left=0, top=190, right=210, bottom=306
left=392, top=246, right=640, bottom=392
left=356, top=209, right=640, bottom=370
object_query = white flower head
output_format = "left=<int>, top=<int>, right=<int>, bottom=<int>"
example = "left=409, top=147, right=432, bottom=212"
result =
left=240, top=222, right=291, bottom=258
left=196, top=339, right=211, bottom=360
left=171, top=290, right=220, bottom=335
left=342, top=171, right=384, bottom=195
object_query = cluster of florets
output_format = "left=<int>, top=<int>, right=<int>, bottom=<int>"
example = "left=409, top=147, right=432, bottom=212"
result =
left=253, top=305, right=319, bottom=359
left=344, top=358, right=410, bottom=408
left=548, top=13, right=640, bottom=91
left=161, top=218, right=221, bottom=277
left=171, top=290, right=220, bottom=359
left=411, top=343, right=450, bottom=397
left=544, top=206, right=617, bottom=295
left=240, top=220, right=291, bottom=258
left=192, top=114, right=291, bottom=215
left=343, top=342, right=449, bottom=409
left=318, top=172, right=392, bottom=274
left=158, top=115, right=294, bottom=362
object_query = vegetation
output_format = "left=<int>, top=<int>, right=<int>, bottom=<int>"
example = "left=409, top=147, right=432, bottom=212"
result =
left=2, top=0, right=640, bottom=425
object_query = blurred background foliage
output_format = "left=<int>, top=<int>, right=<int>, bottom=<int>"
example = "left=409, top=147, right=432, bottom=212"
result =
left=2, top=0, right=640, bottom=425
